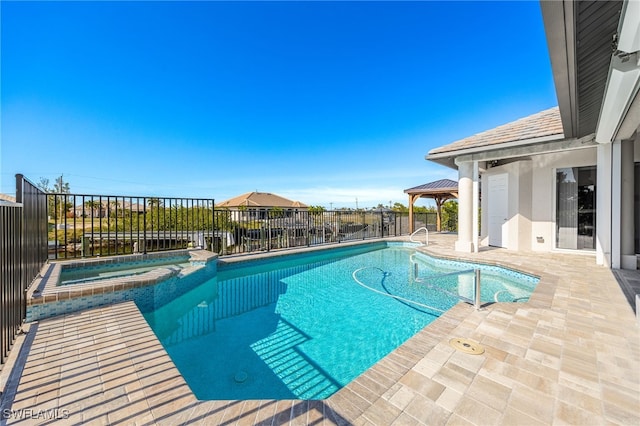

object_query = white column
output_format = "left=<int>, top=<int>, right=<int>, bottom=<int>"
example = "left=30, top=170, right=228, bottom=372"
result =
left=455, top=161, right=473, bottom=253
left=612, top=141, right=621, bottom=269
left=472, top=161, right=479, bottom=253
left=596, top=143, right=612, bottom=267
left=621, top=139, right=636, bottom=269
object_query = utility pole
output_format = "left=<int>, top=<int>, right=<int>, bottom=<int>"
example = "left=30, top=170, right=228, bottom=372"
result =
left=58, top=174, right=64, bottom=221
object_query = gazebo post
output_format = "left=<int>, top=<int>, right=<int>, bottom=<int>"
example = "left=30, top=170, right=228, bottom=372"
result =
left=404, top=179, right=460, bottom=236
left=408, top=194, right=418, bottom=234
left=435, top=196, right=443, bottom=232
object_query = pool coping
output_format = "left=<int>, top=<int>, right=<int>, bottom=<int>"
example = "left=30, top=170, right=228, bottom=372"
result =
left=26, top=249, right=217, bottom=307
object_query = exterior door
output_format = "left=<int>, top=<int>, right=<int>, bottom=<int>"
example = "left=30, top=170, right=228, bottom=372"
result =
left=488, top=173, right=508, bottom=248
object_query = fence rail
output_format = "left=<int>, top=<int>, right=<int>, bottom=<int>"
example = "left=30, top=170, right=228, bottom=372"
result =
left=46, top=198, right=456, bottom=258
left=47, top=194, right=215, bottom=259
left=1, top=175, right=48, bottom=367
left=213, top=209, right=455, bottom=255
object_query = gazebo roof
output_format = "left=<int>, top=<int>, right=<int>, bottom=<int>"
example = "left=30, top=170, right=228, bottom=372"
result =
left=404, top=179, right=458, bottom=195
left=404, top=179, right=458, bottom=233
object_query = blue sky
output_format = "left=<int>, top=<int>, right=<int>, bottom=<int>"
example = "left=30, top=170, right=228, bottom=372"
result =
left=1, top=1, right=557, bottom=209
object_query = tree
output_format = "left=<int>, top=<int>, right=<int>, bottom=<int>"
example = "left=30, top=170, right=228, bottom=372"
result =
left=54, top=175, right=70, bottom=194
left=392, top=202, right=408, bottom=212
left=36, top=178, right=51, bottom=192
left=268, top=207, right=284, bottom=219
left=38, top=175, right=71, bottom=220
left=441, top=200, right=458, bottom=231
left=85, top=200, right=101, bottom=218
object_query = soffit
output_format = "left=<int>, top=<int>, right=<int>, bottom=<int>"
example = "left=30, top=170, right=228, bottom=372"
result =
left=542, top=0, right=623, bottom=139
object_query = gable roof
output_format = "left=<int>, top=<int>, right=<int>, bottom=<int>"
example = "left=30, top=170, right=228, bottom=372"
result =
left=216, top=192, right=308, bottom=209
left=404, top=179, right=457, bottom=195
left=428, top=107, right=564, bottom=158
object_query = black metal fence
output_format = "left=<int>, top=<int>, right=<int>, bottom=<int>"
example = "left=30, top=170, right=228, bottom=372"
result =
left=47, top=194, right=457, bottom=258
left=1, top=201, right=22, bottom=367
left=212, top=209, right=455, bottom=255
left=1, top=175, right=48, bottom=367
left=17, top=175, right=49, bottom=281
left=47, top=194, right=215, bottom=259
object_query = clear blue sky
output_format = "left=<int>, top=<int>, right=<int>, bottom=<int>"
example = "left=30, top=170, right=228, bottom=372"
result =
left=1, top=1, right=557, bottom=209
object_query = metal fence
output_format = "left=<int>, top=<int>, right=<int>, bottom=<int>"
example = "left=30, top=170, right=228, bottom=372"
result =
left=211, top=209, right=455, bottom=255
left=48, top=198, right=457, bottom=258
left=47, top=194, right=215, bottom=259
left=412, top=212, right=457, bottom=233
left=1, top=175, right=48, bottom=367
left=17, top=174, right=49, bottom=280
left=1, top=201, right=22, bottom=367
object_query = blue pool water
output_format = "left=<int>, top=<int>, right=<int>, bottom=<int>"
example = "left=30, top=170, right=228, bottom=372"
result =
left=143, top=243, right=538, bottom=400
left=59, top=255, right=191, bottom=285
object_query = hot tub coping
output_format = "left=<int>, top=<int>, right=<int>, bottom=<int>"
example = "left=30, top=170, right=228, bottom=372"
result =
left=27, top=249, right=217, bottom=307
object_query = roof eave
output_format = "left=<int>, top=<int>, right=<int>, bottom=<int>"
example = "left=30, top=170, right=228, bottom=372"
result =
left=426, top=133, right=565, bottom=161
left=540, top=0, right=577, bottom=138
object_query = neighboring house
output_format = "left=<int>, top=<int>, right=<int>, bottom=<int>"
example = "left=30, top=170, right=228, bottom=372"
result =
left=216, top=192, right=308, bottom=221
left=427, top=0, right=640, bottom=270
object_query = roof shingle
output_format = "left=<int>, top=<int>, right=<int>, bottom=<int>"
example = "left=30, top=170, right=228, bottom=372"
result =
left=216, top=192, right=307, bottom=209
left=404, top=179, right=458, bottom=194
left=428, top=107, right=564, bottom=156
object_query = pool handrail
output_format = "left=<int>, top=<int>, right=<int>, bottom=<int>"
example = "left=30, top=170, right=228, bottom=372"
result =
left=409, top=227, right=429, bottom=246
left=351, top=266, right=446, bottom=314
left=411, top=257, right=484, bottom=310
left=413, top=268, right=478, bottom=304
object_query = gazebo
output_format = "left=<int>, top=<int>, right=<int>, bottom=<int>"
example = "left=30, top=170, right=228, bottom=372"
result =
left=404, top=179, right=458, bottom=233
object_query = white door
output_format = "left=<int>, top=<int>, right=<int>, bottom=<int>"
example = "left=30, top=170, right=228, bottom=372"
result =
left=488, top=173, right=508, bottom=248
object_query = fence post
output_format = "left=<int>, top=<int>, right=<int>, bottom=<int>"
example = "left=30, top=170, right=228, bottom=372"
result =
left=474, top=269, right=481, bottom=310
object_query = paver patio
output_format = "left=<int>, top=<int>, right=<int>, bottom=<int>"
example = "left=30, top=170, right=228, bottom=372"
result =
left=1, top=233, right=638, bottom=425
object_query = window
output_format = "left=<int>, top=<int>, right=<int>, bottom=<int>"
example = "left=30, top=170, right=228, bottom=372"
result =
left=556, top=166, right=596, bottom=250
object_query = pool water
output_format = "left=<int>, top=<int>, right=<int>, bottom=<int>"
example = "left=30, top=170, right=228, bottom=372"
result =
left=143, top=244, right=538, bottom=400
left=59, top=256, right=192, bottom=285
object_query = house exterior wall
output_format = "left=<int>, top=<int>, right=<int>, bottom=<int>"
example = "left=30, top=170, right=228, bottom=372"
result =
left=531, top=148, right=597, bottom=252
left=480, top=147, right=597, bottom=252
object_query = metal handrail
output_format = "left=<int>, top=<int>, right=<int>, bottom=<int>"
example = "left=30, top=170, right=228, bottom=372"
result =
left=410, top=226, right=429, bottom=245
left=352, top=266, right=446, bottom=313
left=409, top=258, right=482, bottom=310
left=352, top=265, right=482, bottom=311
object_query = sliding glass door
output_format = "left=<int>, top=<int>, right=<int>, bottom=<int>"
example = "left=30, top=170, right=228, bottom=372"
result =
left=556, top=166, right=596, bottom=250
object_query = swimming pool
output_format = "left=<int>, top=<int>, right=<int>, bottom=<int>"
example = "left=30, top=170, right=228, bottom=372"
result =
left=143, top=243, right=538, bottom=400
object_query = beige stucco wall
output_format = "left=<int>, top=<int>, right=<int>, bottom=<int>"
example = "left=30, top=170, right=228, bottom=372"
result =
left=480, top=147, right=597, bottom=252
left=530, top=147, right=597, bottom=252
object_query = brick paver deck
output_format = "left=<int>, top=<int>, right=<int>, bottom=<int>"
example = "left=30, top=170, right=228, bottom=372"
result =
left=1, top=234, right=638, bottom=425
